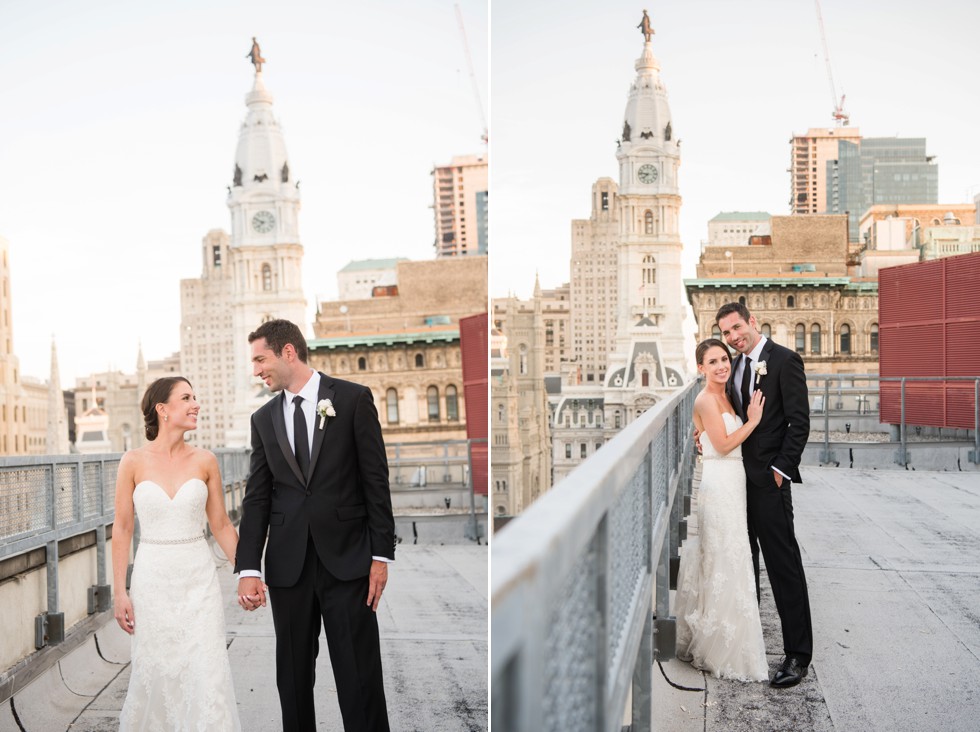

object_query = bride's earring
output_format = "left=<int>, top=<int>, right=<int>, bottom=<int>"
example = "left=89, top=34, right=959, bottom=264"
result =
left=164, top=414, right=168, bottom=422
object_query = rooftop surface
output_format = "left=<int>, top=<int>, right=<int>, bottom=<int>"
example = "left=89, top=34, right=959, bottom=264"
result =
left=652, top=466, right=980, bottom=731
left=3, top=544, right=488, bottom=732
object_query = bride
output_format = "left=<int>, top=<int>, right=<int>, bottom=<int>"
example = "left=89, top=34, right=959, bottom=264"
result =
left=112, top=377, right=243, bottom=730
left=675, top=338, right=768, bottom=682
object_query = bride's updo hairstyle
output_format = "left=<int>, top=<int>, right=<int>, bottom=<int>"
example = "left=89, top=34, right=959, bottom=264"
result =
left=141, top=377, right=192, bottom=441
left=696, top=338, right=730, bottom=366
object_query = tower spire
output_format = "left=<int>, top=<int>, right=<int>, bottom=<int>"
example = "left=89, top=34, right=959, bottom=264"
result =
left=46, top=338, right=70, bottom=454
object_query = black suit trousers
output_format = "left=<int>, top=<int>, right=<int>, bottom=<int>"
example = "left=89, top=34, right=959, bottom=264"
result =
left=746, top=473, right=813, bottom=666
left=269, top=535, right=390, bottom=732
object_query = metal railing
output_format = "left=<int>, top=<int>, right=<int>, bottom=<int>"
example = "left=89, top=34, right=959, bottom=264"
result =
left=0, top=450, right=250, bottom=651
left=491, top=382, right=698, bottom=732
left=807, top=374, right=980, bottom=466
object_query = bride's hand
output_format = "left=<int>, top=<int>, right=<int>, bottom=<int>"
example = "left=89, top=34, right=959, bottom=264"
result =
left=114, top=594, right=135, bottom=635
left=746, top=390, right=765, bottom=425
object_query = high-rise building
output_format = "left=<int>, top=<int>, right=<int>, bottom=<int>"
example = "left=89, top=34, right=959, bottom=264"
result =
left=0, top=235, right=32, bottom=455
left=181, top=49, right=306, bottom=448
left=828, top=137, right=938, bottom=241
left=789, top=127, right=862, bottom=215
left=570, top=178, right=620, bottom=383
left=432, top=154, right=488, bottom=257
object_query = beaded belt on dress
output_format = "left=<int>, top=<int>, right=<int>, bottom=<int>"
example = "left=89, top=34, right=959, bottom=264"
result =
left=702, top=455, right=743, bottom=462
left=140, top=534, right=205, bottom=545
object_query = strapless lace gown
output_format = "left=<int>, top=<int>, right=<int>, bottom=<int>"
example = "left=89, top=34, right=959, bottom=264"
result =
left=119, top=479, right=241, bottom=731
left=675, top=413, right=768, bottom=682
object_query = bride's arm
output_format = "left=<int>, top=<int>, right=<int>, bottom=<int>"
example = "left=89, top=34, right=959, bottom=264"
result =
left=696, top=391, right=765, bottom=457
left=112, top=452, right=137, bottom=634
left=203, top=451, right=239, bottom=567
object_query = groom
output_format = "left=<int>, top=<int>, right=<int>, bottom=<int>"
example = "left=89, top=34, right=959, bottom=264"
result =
left=235, top=318, right=395, bottom=731
left=716, top=302, right=813, bottom=688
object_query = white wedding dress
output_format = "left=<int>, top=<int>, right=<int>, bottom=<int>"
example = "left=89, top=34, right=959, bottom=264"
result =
left=675, top=413, right=768, bottom=682
left=119, top=479, right=241, bottom=731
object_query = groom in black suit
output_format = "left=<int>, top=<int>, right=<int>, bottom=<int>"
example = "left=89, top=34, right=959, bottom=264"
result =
left=716, top=302, right=813, bottom=688
left=235, top=318, right=394, bottom=731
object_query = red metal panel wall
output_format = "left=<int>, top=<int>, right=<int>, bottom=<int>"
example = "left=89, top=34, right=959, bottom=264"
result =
left=459, top=313, right=488, bottom=496
left=879, top=253, right=980, bottom=429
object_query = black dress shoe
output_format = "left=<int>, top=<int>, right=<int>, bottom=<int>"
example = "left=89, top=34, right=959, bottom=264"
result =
left=770, top=657, right=808, bottom=688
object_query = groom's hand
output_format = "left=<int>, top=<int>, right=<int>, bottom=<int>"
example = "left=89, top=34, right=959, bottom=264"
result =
left=773, top=470, right=784, bottom=488
left=237, top=576, right=267, bottom=611
left=366, top=560, right=388, bottom=612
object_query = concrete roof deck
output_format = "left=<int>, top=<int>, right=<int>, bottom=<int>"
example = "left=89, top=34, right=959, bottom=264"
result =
left=652, top=466, right=980, bottom=731
left=2, top=544, right=488, bottom=732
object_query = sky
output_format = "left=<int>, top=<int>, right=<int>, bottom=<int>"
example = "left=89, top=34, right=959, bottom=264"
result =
left=0, top=0, right=488, bottom=386
left=491, top=0, right=980, bottom=300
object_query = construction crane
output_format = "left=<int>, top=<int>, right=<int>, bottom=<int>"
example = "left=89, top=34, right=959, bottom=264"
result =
left=814, top=0, right=849, bottom=126
left=454, top=3, right=488, bottom=145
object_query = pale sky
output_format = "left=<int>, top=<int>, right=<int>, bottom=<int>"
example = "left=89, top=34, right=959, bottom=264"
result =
left=491, top=0, right=980, bottom=300
left=0, top=0, right=488, bottom=386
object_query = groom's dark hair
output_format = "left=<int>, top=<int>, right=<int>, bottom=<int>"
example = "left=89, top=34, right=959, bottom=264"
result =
left=715, top=301, right=751, bottom=325
left=248, top=319, right=309, bottom=363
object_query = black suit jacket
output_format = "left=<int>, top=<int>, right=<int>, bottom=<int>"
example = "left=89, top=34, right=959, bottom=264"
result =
left=234, top=372, right=395, bottom=587
left=727, top=339, right=810, bottom=487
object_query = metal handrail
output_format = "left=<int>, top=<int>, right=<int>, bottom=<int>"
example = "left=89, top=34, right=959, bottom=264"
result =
left=491, top=382, right=697, bottom=731
left=806, top=374, right=980, bottom=466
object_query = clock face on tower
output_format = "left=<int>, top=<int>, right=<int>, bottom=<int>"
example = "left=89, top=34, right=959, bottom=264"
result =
left=252, top=210, right=276, bottom=233
left=637, top=164, right=659, bottom=184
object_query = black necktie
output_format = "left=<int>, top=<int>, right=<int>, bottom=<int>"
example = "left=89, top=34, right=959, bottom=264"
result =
left=292, top=395, right=310, bottom=480
left=740, top=356, right=752, bottom=418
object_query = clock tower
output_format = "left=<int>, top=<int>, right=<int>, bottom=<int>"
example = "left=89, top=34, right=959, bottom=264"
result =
left=225, top=46, right=307, bottom=446
left=602, top=21, right=688, bottom=403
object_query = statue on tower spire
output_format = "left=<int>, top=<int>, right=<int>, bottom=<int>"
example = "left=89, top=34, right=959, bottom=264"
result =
left=637, top=10, right=654, bottom=43
left=247, top=37, right=266, bottom=72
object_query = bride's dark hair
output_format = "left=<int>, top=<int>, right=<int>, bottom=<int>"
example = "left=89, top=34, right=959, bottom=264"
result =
left=696, top=338, right=730, bottom=365
left=141, top=377, right=192, bottom=441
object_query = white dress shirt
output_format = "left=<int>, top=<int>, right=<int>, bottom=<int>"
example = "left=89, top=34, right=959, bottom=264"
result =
left=738, top=337, right=790, bottom=482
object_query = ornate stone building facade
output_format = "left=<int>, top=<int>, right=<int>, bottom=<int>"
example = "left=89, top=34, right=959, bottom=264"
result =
left=492, top=279, right=570, bottom=377
left=686, top=215, right=880, bottom=376
left=490, top=280, right=551, bottom=522
left=309, top=256, right=487, bottom=445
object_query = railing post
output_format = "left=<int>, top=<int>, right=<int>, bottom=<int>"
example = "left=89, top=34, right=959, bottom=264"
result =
left=36, top=540, right=65, bottom=648
left=899, top=378, right=908, bottom=466
left=823, top=379, right=831, bottom=463
left=973, top=378, right=980, bottom=464
left=631, top=609, right=653, bottom=732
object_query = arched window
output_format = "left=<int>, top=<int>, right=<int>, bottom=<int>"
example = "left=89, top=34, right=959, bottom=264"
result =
left=427, top=386, right=440, bottom=422
left=262, top=263, right=272, bottom=291
left=738, top=296, right=746, bottom=305
left=519, top=345, right=528, bottom=375
left=615, top=412, right=621, bottom=429
left=446, top=385, right=459, bottom=421
left=414, top=353, right=424, bottom=368
left=840, top=324, right=851, bottom=354
left=795, top=324, right=805, bottom=353
left=386, top=389, right=399, bottom=424
left=357, top=357, right=367, bottom=371
left=497, top=404, right=505, bottom=423
left=711, top=324, right=721, bottom=339
left=565, top=443, right=572, bottom=459
left=870, top=323, right=879, bottom=353
left=787, top=295, right=795, bottom=308
left=644, top=210, right=654, bottom=235
left=641, top=369, right=649, bottom=387
left=811, top=324, right=821, bottom=354
left=761, top=323, right=772, bottom=339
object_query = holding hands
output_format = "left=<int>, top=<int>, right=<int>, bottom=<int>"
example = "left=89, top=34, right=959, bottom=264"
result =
left=237, top=576, right=268, bottom=611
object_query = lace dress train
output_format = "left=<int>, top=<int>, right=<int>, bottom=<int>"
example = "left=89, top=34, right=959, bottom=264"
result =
left=675, top=413, right=768, bottom=682
left=119, top=479, right=241, bottom=731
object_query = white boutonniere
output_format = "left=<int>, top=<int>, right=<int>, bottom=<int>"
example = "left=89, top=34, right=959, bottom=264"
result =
left=754, top=360, right=768, bottom=385
left=316, top=399, right=336, bottom=429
